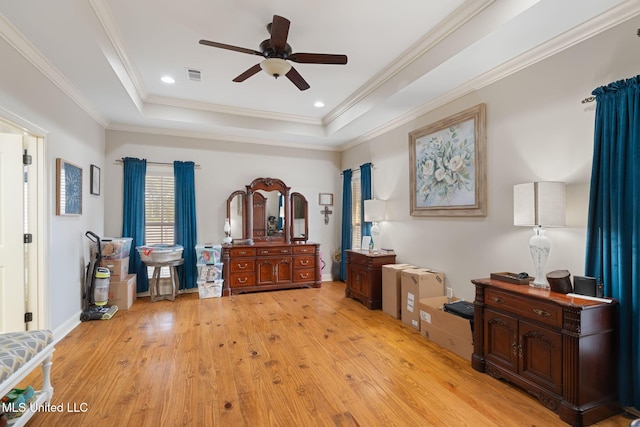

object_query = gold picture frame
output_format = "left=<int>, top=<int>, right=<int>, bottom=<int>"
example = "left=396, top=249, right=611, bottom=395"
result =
left=319, top=193, right=334, bottom=206
left=409, top=103, right=486, bottom=217
left=56, top=158, right=83, bottom=216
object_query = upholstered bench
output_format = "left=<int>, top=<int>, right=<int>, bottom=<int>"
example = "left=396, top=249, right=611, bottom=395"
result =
left=0, top=330, right=55, bottom=426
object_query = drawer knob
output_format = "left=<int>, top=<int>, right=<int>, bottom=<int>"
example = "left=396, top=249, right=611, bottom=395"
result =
left=300, top=273, right=309, bottom=279
left=533, top=308, right=551, bottom=318
left=491, top=296, right=504, bottom=304
left=237, top=277, right=247, bottom=284
left=281, top=250, right=289, bottom=253
left=300, top=260, right=309, bottom=266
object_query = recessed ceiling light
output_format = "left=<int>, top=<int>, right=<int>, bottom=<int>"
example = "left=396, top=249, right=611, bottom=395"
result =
left=161, top=76, right=175, bottom=84
left=314, top=101, right=325, bottom=108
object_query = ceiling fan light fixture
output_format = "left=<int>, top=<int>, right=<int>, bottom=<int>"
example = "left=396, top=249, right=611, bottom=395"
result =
left=260, top=58, right=291, bottom=79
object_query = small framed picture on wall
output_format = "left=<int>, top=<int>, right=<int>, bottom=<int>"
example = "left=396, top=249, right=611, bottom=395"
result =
left=90, top=164, right=100, bottom=196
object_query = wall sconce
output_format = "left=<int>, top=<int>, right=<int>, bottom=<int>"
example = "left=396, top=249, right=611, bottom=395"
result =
left=364, top=199, right=386, bottom=251
left=513, top=182, right=566, bottom=288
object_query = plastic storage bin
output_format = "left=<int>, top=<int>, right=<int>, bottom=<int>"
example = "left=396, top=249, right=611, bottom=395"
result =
left=137, top=244, right=184, bottom=263
left=198, top=279, right=223, bottom=299
left=92, top=237, right=132, bottom=260
left=195, top=244, right=221, bottom=265
left=197, top=263, right=223, bottom=282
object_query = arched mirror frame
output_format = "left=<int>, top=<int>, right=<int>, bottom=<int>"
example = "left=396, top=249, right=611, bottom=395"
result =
left=246, top=177, right=291, bottom=243
left=290, top=192, right=308, bottom=242
left=226, top=190, right=246, bottom=240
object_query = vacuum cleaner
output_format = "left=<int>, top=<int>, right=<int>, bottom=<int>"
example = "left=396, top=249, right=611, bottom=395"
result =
left=80, top=231, right=119, bottom=322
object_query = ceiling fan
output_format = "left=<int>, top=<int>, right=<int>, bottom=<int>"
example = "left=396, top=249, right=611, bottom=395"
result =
left=199, top=15, right=348, bottom=91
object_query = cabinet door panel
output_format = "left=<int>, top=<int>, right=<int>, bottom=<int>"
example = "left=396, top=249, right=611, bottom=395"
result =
left=275, top=258, right=292, bottom=284
left=484, top=309, right=518, bottom=372
left=257, top=259, right=275, bottom=285
left=519, top=320, right=563, bottom=395
left=351, top=266, right=369, bottom=296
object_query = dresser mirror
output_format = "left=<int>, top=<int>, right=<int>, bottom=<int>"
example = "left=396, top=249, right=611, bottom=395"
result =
left=291, top=192, right=308, bottom=242
left=226, top=190, right=246, bottom=240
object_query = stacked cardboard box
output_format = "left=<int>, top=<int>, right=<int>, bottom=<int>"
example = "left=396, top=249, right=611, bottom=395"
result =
left=400, top=268, right=445, bottom=330
left=100, top=257, right=129, bottom=281
left=108, top=273, right=136, bottom=310
left=419, top=296, right=474, bottom=361
left=381, top=264, right=416, bottom=319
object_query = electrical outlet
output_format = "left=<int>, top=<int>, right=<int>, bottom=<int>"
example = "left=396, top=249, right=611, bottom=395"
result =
left=446, top=287, right=453, bottom=299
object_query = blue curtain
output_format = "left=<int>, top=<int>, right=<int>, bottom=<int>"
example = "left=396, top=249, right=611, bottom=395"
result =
left=585, top=75, right=640, bottom=410
left=360, top=163, right=373, bottom=240
left=121, top=157, right=148, bottom=293
left=339, top=169, right=352, bottom=281
left=174, top=161, right=198, bottom=290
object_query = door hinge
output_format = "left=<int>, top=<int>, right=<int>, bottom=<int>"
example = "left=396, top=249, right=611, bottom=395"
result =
left=23, top=149, right=32, bottom=165
left=25, top=312, right=33, bottom=323
left=24, top=233, right=33, bottom=244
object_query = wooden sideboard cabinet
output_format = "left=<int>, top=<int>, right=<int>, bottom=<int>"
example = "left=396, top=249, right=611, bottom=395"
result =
left=222, top=243, right=321, bottom=295
left=345, top=249, right=396, bottom=309
left=471, top=278, right=619, bottom=426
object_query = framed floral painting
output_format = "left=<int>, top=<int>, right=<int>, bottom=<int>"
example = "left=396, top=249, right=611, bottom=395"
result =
left=409, top=103, right=486, bottom=216
left=56, top=158, right=82, bottom=216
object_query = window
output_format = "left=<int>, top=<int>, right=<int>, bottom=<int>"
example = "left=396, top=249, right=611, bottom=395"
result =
left=351, top=170, right=361, bottom=248
left=145, top=171, right=175, bottom=245
left=145, top=169, right=174, bottom=277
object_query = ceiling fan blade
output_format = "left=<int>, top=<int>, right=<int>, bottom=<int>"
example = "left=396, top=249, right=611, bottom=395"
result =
left=269, top=15, right=290, bottom=52
left=285, top=67, right=310, bottom=91
left=199, top=39, right=263, bottom=57
left=232, top=64, right=263, bottom=82
left=288, top=53, right=348, bottom=65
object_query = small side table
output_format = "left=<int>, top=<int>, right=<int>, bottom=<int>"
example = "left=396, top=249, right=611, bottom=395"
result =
left=145, top=258, right=184, bottom=302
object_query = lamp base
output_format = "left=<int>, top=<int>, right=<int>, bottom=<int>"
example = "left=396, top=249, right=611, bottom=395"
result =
left=370, top=223, right=380, bottom=251
left=529, top=227, right=550, bottom=289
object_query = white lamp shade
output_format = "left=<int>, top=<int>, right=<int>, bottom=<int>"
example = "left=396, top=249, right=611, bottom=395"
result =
left=514, top=182, right=566, bottom=227
left=260, top=58, right=291, bottom=77
left=364, top=199, right=385, bottom=222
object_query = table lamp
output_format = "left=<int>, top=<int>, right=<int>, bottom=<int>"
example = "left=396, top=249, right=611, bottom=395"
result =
left=513, top=182, right=566, bottom=288
left=364, top=199, right=385, bottom=251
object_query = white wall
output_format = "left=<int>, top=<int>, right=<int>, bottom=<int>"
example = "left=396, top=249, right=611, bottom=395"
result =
left=103, top=131, right=342, bottom=274
left=0, top=38, right=106, bottom=333
left=341, top=15, right=640, bottom=301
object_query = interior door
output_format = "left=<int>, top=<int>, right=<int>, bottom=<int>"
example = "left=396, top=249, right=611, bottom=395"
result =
left=0, top=133, right=26, bottom=332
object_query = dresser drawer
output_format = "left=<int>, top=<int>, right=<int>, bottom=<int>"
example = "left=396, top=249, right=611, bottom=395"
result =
left=347, top=252, right=370, bottom=268
left=229, top=272, right=255, bottom=287
left=229, top=247, right=256, bottom=257
left=293, top=256, right=315, bottom=269
left=257, top=247, right=291, bottom=256
left=485, top=288, right=562, bottom=328
left=293, top=245, right=316, bottom=255
left=230, top=259, right=256, bottom=273
left=293, top=269, right=316, bottom=283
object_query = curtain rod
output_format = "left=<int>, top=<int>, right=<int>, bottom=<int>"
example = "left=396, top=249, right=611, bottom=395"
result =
left=115, top=159, right=201, bottom=168
left=340, top=163, right=375, bottom=175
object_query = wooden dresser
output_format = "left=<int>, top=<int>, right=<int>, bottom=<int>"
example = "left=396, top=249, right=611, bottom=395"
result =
left=222, top=242, right=321, bottom=296
left=471, top=278, right=619, bottom=426
left=345, top=249, right=396, bottom=309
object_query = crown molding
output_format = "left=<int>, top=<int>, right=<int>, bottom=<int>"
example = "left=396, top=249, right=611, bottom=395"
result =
left=0, top=12, right=110, bottom=128
left=338, top=0, right=640, bottom=152
left=107, top=122, right=340, bottom=152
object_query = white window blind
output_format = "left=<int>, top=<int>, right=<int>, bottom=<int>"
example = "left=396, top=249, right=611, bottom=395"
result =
left=351, top=170, right=362, bottom=248
left=145, top=173, right=175, bottom=245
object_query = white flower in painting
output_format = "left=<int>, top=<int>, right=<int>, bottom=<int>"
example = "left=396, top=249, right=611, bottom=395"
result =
left=422, top=160, right=434, bottom=177
left=449, top=155, right=464, bottom=172
left=435, top=168, right=446, bottom=181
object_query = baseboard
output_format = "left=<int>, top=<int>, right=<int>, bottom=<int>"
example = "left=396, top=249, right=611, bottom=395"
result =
left=51, top=311, right=81, bottom=345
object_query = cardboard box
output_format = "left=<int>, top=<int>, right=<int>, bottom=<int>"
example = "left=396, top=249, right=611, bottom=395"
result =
left=382, top=264, right=416, bottom=319
left=419, top=296, right=474, bottom=361
left=401, top=268, right=445, bottom=330
left=108, top=273, right=136, bottom=310
left=198, top=279, right=223, bottom=299
left=100, top=257, right=129, bottom=281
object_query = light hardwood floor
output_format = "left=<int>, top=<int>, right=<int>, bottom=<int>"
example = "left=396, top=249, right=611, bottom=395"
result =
left=20, top=282, right=633, bottom=426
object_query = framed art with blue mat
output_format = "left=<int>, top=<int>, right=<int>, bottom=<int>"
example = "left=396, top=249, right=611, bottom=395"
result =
left=56, top=158, right=82, bottom=215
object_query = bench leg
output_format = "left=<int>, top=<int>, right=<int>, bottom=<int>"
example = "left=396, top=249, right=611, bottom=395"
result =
left=41, top=354, right=54, bottom=402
